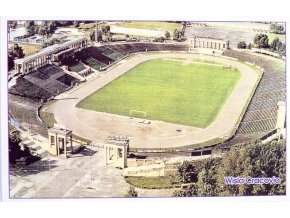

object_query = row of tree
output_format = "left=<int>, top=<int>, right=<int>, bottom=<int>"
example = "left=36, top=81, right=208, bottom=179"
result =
left=25, top=21, right=94, bottom=37
left=269, top=23, right=285, bottom=34
left=173, top=139, right=286, bottom=197
left=237, top=33, right=285, bottom=55
left=270, top=37, right=285, bottom=54
left=25, top=21, right=58, bottom=37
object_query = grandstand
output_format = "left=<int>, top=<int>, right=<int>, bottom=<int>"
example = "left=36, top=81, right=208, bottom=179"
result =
left=106, top=43, right=189, bottom=54
left=68, top=62, right=86, bottom=73
left=9, top=94, right=48, bottom=137
left=9, top=77, right=54, bottom=101
left=75, top=47, right=114, bottom=66
left=10, top=64, right=80, bottom=101
left=72, top=43, right=189, bottom=72
left=222, top=50, right=286, bottom=136
left=84, top=57, right=106, bottom=71
left=95, top=46, right=125, bottom=61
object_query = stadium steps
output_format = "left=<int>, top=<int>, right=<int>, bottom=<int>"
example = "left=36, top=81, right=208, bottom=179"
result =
left=20, top=138, right=48, bottom=158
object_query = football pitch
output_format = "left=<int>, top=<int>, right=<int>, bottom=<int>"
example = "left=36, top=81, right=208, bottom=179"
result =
left=77, top=59, right=241, bottom=128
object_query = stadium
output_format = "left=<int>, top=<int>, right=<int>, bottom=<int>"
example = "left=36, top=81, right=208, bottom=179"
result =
left=8, top=21, right=286, bottom=197
left=9, top=39, right=285, bottom=154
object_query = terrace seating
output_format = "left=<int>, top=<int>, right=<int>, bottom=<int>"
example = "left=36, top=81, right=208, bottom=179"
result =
left=74, top=43, right=189, bottom=72
left=259, top=75, right=285, bottom=86
left=56, top=74, right=80, bottom=86
left=252, top=89, right=285, bottom=102
left=242, top=107, right=278, bottom=122
left=236, top=70, right=285, bottom=135
left=106, top=43, right=189, bottom=55
left=96, top=46, right=124, bottom=61
left=222, top=50, right=285, bottom=73
left=9, top=94, right=49, bottom=137
left=247, top=98, right=282, bottom=111
left=75, top=47, right=114, bottom=65
left=255, top=81, right=286, bottom=94
left=9, top=77, right=53, bottom=101
left=84, top=57, right=106, bottom=71
left=11, top=64, right=80, bottom=100
left=24, top=70, right=69, bottom=95
left=222, top=50, right=286, bottom=135
left=38, top=65, right=65, bottom=80
left=69, top=62, right=86, bottom=73
left=237, top=118, right=277, bottom=134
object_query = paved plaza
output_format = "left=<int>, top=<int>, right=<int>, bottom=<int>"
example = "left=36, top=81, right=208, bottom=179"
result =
left=10, top=146, right=130, bottom=198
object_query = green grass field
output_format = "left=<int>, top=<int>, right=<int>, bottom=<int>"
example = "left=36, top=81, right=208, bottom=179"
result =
left=115, top=21, right=182, bottom=32
left=77, top=59, right=241, bottom=128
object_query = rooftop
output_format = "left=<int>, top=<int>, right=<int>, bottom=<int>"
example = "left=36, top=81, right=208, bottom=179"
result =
left=193, top=36, right=227, bottom=41
left=14, top=37, right=87, bottom=64
left=48, top=126, right=72, bottom=136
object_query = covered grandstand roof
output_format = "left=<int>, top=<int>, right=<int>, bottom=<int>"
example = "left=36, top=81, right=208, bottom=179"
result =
left=14, top=37, right=87, bottom=64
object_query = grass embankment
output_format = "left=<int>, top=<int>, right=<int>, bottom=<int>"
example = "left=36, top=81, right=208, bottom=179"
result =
left=124, top=175, right=181, bottom=189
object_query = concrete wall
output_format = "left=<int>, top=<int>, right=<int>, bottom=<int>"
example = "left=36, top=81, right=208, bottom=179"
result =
left=123, top=162, right=165, bottom=177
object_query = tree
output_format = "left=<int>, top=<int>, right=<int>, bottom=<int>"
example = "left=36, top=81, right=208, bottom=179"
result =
left=278, top=43, right=286, bottom=55
left=254, top=34, right=269, bottom=48
left=270, top=37, right=280, bottom=51
left=165, top=31, right=170, bottom=39
left=38, top=21, right=57, bottom=37
left=9, top=130, right=22, bottom=164
left=89, top=31, right=95, bottom=41
left=90, top=29, right=102, bottom=42
left=173, top=139, right=286, bottom=197
left=124, top=186, right=138, bottom=197
left=177, top=161, right=199, bottom=183
left=270, top=23, right=285, bottom=34
left=217, top=140, right=286, bottom=196
left=197, top=158, right=220, bottom=196
left=237, top=41, right=247, bottom=49
left=8, top=43, right=25, bottom=70
left=25, top=21, right=37, bottom=36
left=172, top=184, right=198, bottom=197
left=97, top=31, right=103, bottom=42
left=8, top=21, right=17, bottom=29
left=216, top=144, right=251, bottom=196
left=10, top=130, right=21, bottom=144
left=9, top=43, right=25, bottom=59
left=153, top=36, right=165, bottom=42
left=245, top=140, right=286, bottom=195
left=8, top=55, right=14, bottom=71
left=101, top=25, right=110, bottom=34
left=41, top=38, right=61, bottom=48
left=268, top=37, right=285, bottom=55
left=173, top=29, right=183, bottom=41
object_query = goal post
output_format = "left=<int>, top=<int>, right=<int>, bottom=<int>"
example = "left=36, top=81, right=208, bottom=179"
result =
left=129, top=110, right=147, bottom=118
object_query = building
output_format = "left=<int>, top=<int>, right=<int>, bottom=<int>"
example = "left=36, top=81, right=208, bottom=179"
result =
left=14, top=37, right=88, bottom=74
left=189, top=36, right=229, bottom=50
